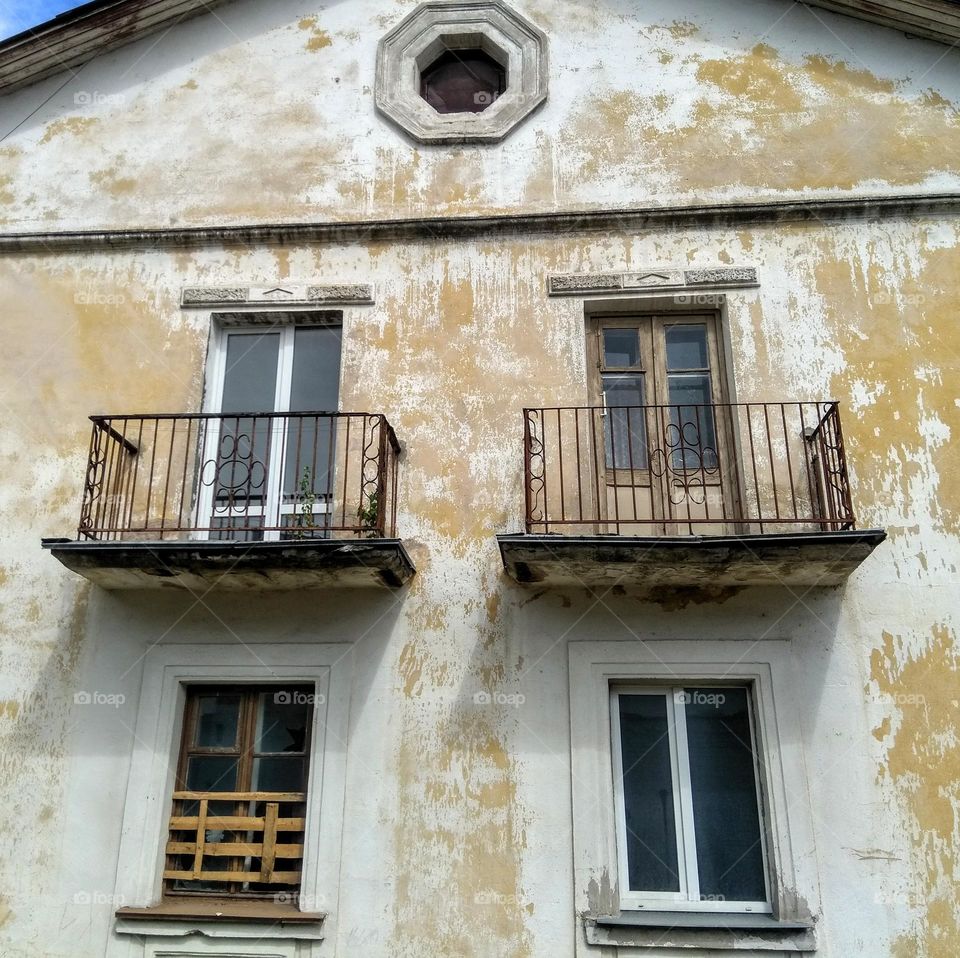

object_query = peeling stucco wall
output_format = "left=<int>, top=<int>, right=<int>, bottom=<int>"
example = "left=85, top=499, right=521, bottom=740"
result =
left=0, top=1, right=957, bottom=957
left=0, top=0, right=957, bottom=230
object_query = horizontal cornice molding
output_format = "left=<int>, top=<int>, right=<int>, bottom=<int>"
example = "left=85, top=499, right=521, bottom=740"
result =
left=0, top=0, right=957, bottom=99
left=0, top=192, right=958, bottom=255
left=803, top=0, right=960, bottom=45
left=0, top=0, right=231, bottom=95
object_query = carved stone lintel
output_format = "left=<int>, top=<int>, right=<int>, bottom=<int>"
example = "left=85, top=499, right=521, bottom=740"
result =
left=622, top=270, right=684, bottom=288
left=548, top=267, right=758, bottom=296
left=182, top=287, right=247, bottom=305
left=684, top=267, right=758, bottom=286
left=181, top=284, right=375, bottom=307
left=549, top=274, right=622, bottom=294
left=307, top=285, right=375, bottom=304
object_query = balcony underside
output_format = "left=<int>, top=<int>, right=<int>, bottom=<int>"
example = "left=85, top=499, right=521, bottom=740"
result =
left=42, top=538, right=416, bottom=590
left=497, top=531, right=886, bottom=589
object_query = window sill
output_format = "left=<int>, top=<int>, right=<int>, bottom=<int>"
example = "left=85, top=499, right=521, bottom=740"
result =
left=586, top=911, right=815, bottom=952
left=115, top=899, right=326, bottom=941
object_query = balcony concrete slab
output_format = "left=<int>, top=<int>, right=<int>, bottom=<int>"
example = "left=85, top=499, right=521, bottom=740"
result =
left=42, top=538, right=415, bottom=590
left=497, top=531, right=886, bottom=589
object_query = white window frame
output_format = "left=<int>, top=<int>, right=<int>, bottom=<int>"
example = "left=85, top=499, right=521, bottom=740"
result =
left=111, top=643, right=352, bottom=948
left=610, top=684, right=771, bottom=914
left=569, top=639, right=819, bottom=943
left=198, top=317, right=344, bottom=542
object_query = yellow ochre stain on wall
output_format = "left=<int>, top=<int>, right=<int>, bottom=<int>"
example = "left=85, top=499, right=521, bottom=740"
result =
left=39, top=116, right=99, bottom=145
left=871, top=625, right=960, bottom=957
left=298, top=16, right=332, bottom=51
left=391, top=718, right=532, bottom=957
left=813, top=240, right=960, bottom=536
left=397, top=640, right=426, bottom=698
left=556, top=43, right=958, bottom=197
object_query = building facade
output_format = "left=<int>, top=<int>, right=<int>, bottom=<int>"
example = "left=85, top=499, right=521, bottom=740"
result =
left=0, top=0, right=957, bottom=955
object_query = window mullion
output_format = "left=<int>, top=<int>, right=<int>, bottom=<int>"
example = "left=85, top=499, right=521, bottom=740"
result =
left=671, top=688, right=701, bottom=903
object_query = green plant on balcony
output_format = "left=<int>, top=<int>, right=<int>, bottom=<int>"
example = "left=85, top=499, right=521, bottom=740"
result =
left=357, top=490, right=380, bottom=538
left=291, top=467, right=318, bottom=539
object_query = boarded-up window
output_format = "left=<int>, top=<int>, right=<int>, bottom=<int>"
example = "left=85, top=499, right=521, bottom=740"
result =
left=164, top=685, right=313, bottom=898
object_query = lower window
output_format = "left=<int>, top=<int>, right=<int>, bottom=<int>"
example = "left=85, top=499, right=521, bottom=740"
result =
left=611, top=684, right=770, bottom=913
left=164, top=685, right=314, bottom=899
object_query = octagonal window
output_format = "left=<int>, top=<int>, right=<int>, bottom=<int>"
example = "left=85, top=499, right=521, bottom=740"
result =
left=376, top=1, right=548, bottom=144
left=419, top=48, right=506, bottom=114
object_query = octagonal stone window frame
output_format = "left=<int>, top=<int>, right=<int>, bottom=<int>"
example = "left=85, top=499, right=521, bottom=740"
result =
left=376, top=1, right=549, bottom=145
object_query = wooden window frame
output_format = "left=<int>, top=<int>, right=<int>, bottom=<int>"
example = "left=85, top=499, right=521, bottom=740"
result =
left=587, top=312, right=742, bottom=532
left=610, top=683, right=772, bottom=914
left=164, top=684, right=315, bottom=900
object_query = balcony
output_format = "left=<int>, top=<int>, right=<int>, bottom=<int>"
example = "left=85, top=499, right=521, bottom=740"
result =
left=43, top=412, right=415, bottom=590
left=498, top=402, right=885, bottom=589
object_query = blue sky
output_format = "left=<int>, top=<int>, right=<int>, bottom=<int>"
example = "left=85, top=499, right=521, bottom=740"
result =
left=0, top=1, right=83, bottom=40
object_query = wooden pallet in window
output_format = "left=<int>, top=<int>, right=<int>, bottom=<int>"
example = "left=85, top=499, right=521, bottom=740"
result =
left=164, top=790, right=306, bottom=886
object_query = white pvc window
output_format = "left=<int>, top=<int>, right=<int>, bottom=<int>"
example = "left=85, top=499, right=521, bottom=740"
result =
left=198, top=321, right=343, bottom=541
left=610, top=685, right=771, bottom=913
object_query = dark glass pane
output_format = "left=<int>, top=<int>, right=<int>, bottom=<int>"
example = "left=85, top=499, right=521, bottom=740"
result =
left=667, top=375, right=717, bottom=471
left=665, top=325, right=709, bottom=370
left=185, top=755, right=238, bottom=792
left=290, top=327, right=342, bottom=411
left=209, top=514, right=265, bottom=542
left=284, top=327, right=342, bottom=498
left=420, top=50, right=505, bottom=114
left=193, top=694, right=240, bottom=748
left=684, top=687, right=767, bottom=903
left=603, top=328, right=640, bottom=368
left=280, top=510, right=331, bottom=540
left=283, top=416, right=336, bottom=499
left=211, top=334, right=280, bottom=532
left=603, top=375, right=647, bottom=470
left=210, top=415, right=273, bottom=509
left=256, top=691, right=311, bottom=754
left=253, top=757, right=306, bottom=792
left=618, top=694, right=680, bottom=893
left=603, top=373, right=645, bottom=408
left=221, top=333, right=280, bottom=413
left=668, top=373, right=711, bottom=407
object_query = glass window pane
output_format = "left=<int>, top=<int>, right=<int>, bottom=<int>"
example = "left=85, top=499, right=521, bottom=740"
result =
left=668, top=372, right=711, bottom=408
left=618, top=693, right=681, bottom=893
left=284, top=327, right=342, bottom=499
left=683, top=687, right=767, bottom=903
left=603, top=328, right=640, bottom=368
left=221, top=333, right=280, bottom=412
left=185, top=756, right=238, bottom=792
left=193, top=694, right=241, bottom=748
left=665, top=325, right=709, bottom=370
left=209, top=514, right=265, bottom=542
left=603, top=375, right=648, bottom=470
left=282, top=416, right=336, bottom=500
left=256, top=691, right=311, bottom=754
left=211, top=415, right=273, bottom=507
left=603, top=373, right=645, bottom=409
left=667, top=375, right=717, bottom=471
left=290, top=327, right=342, bottom=411
left=253, top=757, right=306, bottom=792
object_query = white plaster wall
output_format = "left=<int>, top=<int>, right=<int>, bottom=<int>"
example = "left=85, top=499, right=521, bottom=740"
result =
left=0, top=217, right=955, bottom=956
left=0, top=0, right=956, bottom=231
left=0, top=1, right=956, bottom=956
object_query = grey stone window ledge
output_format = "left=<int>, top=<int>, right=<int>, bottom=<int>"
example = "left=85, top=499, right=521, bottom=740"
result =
left=587, top=912, right=816, bottom=952
left=114, top=901, right=326, bottom=941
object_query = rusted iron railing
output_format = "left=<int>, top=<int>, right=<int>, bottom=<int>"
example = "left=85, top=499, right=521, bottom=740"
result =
left=523, top=401, right=855, bottom=536
left=78, top=412, right=401, bottom=541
